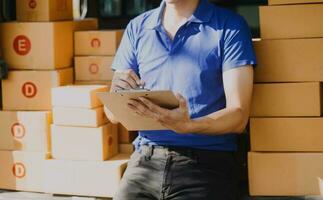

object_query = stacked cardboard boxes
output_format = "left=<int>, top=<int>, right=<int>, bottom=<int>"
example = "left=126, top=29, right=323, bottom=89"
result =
left=74, top=30, right=124, bottom=86
left=249, top=0, right=323, bottom=196
left=0, top=0, right=97, bottom=193
left=118, top=124, right=137, bottom=154
left=44, top=85, right=129, bottom=198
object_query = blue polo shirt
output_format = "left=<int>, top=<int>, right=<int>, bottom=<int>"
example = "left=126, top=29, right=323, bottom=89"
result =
left=112, top=0, right=256, bottom=151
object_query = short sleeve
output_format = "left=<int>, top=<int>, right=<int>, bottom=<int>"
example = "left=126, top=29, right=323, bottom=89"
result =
left=111, top=20, right=138, bottom=72
left=222, top=15, right=257, bottom=72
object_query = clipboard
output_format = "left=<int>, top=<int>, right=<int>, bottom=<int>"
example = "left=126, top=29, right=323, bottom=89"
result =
left=97, top=90, right=179, bottom=131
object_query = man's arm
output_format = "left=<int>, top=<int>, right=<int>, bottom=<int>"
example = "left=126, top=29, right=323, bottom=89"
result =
left=188, top=65, right=254, bottom=134
left=128, top=65, right=254, bottom=135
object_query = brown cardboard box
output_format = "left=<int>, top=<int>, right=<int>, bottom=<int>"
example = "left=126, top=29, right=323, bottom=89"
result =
left=254, top=39, right=323, bottom=82
left=43, top=154, right=129, bottom=198
left=75, top=56, right=114, bottom=81
left=0, top=151, right=44, bottom=192
left=268, top=0, right=323, bottom=5
left=319, top=178, right=323, bottom=196
left=16, top=0, right=73, bottom=22
left=118, top=124, right=138, bottom=144
left=2, top=68, right=73, bottom=111
left=51, top=123, right=118, bottom=161
left=260, top=4, right=323, bottom=39
left=0, top=19, right=98, bottom=70
left=53, top=106, right=108, bottom=127
left=248, top=152, right=323, bottom=196
left=0, top=111, right=51, bottom=152
left=52, top=85, right=108, bottom=109
left=74, top=30, right=124, bottom=56
left=119, top=144, right=134, bottom=154
left=251, top=82, right=322, bottom=117
left=250, top=118, right=323, bottom=152
left=74, top=81, right=112, bottom=88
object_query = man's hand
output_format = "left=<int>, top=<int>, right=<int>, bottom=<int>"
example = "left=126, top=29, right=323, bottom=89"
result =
left=111, top=69, right=144, bottom=92
left=106, top=69, right=144, bottom=124
left=127, top=94, right=193, bottom=133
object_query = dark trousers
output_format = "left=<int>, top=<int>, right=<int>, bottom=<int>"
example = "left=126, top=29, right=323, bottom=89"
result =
left=114, top=145, right=238, bottom=200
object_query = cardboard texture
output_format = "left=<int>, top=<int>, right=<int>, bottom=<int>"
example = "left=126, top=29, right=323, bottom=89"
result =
left=118, top=124, right=138, bottom=144
left=254, top=39, right=323, bottom=82
left=0, top=111, right=51, bottom=152
left=0, top=19, right=98, bottom=70
left=53, top=106, right=108, bottom=127
left=16, top=0, right=73, bottom=22
left=74, top=30, right=124, bottom=56
left=320, top=178, right=323, bottom=197
left=119, top=144, right=134, bottom=154
left=0, top=151, right=44, bottom=192
left=74, top=81, right=112, bottom=88
left=0, top=192, right=56, bottom=200
left=251, top=82, right=322, bottom=117
left=248, top=152, right=323, bottom=196
left=75, top=56, right=114, bottom=81
left=260, top=4, right=323, bottom=39
left=250, top=118, right=323, bottom=152
left=98, top=91, right=179, bottom=131
left=51, top=123, right=118, bottom=161
left=2, top=68, right=73, bottom=111
left=43, top=154, right=129, bottom=198
left=268, top=0, right=323, bottom=5
left=52, top=85, right=108, bottom=109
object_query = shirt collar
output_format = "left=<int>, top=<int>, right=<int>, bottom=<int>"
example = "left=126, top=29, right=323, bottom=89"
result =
left=144, top=0, right=213, bottom=30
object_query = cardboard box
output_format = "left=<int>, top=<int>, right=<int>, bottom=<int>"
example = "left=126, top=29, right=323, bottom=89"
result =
left=254, top=38, right=323, bottom=82
left=319, top=177, right=323, bottom=197
left=251, top=83, right=322, bottom=117
left=2, top=68, right=73, bottom=111
left=53, top=106, right=108, bottom=127
left=43, top=154, right=129, bottom=198
left=0, top=111, right=51, bottom=152
left=0, top=192, right=55, bottom=200
left=16, top=0, right=73, bottom=22
left=0, top=19, right=98, bottom=70
left=51, top=123, right=118, bottom=161
left=119, top=144, right=134, bottom=154
left=74, top=80, right=112, bottom=88
left=250, top=118, right=323, bottom=152
left=52, top=85, right=108, bottom=109
left=268, top=0, right=323, bottom=5
left=248, top=152, right=323, bottom=196
left=74, top=30, right=124, bottom=56
left=118, top=124, right=138, bottom=144
left=75, top=56, right=114, bottom=81
left=260, top=4, right=323, bottom=39
left=0, top=151, right=44, bottom=192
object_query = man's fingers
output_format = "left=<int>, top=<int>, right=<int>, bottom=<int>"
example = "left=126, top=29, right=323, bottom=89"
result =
left=128, top=99, right=160, bottom=120
left=127, top=69, right=142, bottom=85
left=112, top=69, right=144, bottom=90
left=127, top=103, right=143, bottom=116
left=120, top=73, right=138, bottom=88
left=115, top=79, right=133, bottom=90
left=138, top=97, right=168, bottom=115
left=176, top=93, right=187, bottom=110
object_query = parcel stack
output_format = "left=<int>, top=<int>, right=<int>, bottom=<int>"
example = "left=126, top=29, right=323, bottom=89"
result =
left=249, top=0, right=323, bottom=196
left=0, top=0, right=98, bottom=193
left=74, top=29, right=124, bottom=87
left=44, top=84, right=130, bottom=198
left=118, top=124, right=137, bottom=154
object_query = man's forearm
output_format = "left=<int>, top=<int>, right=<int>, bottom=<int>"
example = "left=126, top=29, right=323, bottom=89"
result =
left=187, top=107, right=248, bottom=135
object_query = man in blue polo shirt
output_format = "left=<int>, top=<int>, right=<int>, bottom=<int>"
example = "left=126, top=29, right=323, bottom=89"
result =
left=105, top=0, right=256, bottom=199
